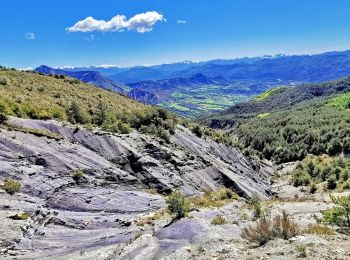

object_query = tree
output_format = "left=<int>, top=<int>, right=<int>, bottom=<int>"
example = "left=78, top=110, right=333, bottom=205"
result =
left=166, top=191, right=190, bottom=219
left=94, top=100, right=107, bottom=126
left=67, top=101, right=89, bottom=124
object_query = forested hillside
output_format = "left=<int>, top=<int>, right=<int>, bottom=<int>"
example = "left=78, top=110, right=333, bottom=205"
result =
left=200, top=77, right=350, bottom=163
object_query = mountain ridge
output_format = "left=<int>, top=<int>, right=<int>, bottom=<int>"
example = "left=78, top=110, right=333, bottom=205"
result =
left=35, top=65, right=127, bottom=94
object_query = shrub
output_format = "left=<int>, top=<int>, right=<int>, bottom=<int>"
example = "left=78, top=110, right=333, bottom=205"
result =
left=295, top=244, right=308, bottom=258
left=211, top=215, right=227, bottom=225
left=0, top=76, right=9, bottom=85
left=309, top=182, right=317, bottom=194
left=321, top=195, right=350, bottom=227
left=37, top=85, right=45, bottom=93
left=72, top=170, right=85, bottom=184
left=104, top=121, right=131, bottom=134
left=166, top=191, right=190, bottom=219
left=327, top=175, right=337, bottom=190
left=2, top=178, right=21, bottom=194
left=0, top=102, right=8, bottom=124
left=247, top=193, right=263, bottom=219
left=191, top=124, right=203, bottom=138
left=242, top=211, right=300, bottom=245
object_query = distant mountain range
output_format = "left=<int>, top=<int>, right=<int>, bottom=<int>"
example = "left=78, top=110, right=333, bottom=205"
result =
left=35, top=65, right=127, bottom=94
left=65, top=50, right=350, bottom=84
left=35, top=50, right=350, bottom=117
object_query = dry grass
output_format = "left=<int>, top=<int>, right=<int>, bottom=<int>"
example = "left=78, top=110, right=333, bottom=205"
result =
left=188, top=188, right=239, bottom=208
left=304, top=223, right=336, bottom=236
left=144, top=188, right=159, bottom=195
left=3, top=125, right=63, bottom=141
left=242, top=211, right=300, bottom=245
left=9, top=212, right=30, bottom=220
left=211, top=215, right=227, bottom=225
left=135, top=209, right=171, bottom=226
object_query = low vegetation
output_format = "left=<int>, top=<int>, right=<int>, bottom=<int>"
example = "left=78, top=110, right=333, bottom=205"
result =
left=291, top=155, right=350, bottom=191
left=211, top=215, right=227, bottom=225
left=190, top=123, right=237, bottom=147
left=242, top=211, right=300, bottom=245
left=135, top=209, right=171, bottom=226
left=328, top=92, right=350, bottom=109
left=3, top=125, right=63, bottom=141
left=71, top=170, right=85, bottom=184
left=9, top=212, right=30, bottom=220
left=2, top=178, right=21, bottom=194
left=253, top=86, right=287, bottom=101
left=188, top=188, right=239, bottom=208
left=304, top=223, right=336, bottom=235
left=321, top=195, right=350, bottom=228
left=246, top=193, right=263, bottom=219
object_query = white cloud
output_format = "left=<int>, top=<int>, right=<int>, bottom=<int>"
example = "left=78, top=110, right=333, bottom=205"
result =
left=67, top=11, right=165, bottom=33
left=177, top=20, right=187, bottom=24
left=25, top=32, right=36, bottom=40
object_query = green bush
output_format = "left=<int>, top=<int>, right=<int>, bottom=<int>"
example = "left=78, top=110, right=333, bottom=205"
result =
left=0, top=76, right=9, bottom=85
left=2, top=178, right=21, bottom=194
left=321, top=195, right=350, bottom=227
left=166, top=191, right=190, bottom=219
left=247, top=193, right=263, bottom=219
left=191, top=124, right=203, bottom=137
left=0, top=102, right=8, bottom=124
left=72, top=170, right=85, bottom=184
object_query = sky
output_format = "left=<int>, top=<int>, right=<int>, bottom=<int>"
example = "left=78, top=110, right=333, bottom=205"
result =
left=2, top=0, right=350, bottom=68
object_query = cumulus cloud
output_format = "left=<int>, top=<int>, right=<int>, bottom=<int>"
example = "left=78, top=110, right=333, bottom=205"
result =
left=177, top=20, right=187, bottom=24
left=67, top=11, right=165, bottom=33
left=25, top=32, right=36, bottom=40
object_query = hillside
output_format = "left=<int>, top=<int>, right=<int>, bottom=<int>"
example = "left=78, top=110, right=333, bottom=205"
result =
left=35, top=65, right=127, bottom=94
left=200, top=77, right=350, bottom=163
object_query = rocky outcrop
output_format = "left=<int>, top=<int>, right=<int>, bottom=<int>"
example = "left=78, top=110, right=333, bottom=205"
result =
left=0, top=117, right=273, bottom=258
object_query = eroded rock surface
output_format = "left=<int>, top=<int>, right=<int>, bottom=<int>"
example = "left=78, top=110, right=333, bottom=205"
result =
left=0, top=118, right=272, bottom=258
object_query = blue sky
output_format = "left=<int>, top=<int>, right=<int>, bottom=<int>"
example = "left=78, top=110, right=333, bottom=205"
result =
left=2, top=0, right=350, bottom=68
